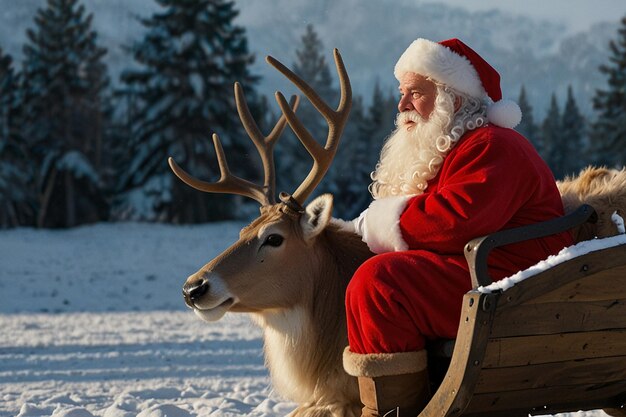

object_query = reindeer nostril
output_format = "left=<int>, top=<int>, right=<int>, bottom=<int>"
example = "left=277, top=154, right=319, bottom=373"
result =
left=183, top=278, right=209, bottom=305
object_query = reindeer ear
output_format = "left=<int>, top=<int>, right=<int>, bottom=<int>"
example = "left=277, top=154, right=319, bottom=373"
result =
left=301, top=194, right=333, bottom=241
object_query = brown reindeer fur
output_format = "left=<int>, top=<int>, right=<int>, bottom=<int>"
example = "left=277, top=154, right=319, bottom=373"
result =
left=288, top=224, right=372, bottom=417
left=243, top=206, right=373, bottom=417
left=557, top=166, right=626, bottom=242
left=183, top=197, right=373, bottom=417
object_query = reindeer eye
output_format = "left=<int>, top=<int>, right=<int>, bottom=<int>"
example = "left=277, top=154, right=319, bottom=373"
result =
left=263, top=234, right=284, bottom=247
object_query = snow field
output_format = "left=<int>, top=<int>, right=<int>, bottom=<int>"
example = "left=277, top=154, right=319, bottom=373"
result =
left=0, top=222, right=616, bottom=416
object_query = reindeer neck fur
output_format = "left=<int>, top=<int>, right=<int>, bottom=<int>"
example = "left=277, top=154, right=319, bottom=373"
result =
left=251, top=221, right=372, bottom=407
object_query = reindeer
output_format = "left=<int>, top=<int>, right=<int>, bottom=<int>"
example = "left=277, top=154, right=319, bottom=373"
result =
left=558, top=166, right=626, bottom=241
left=168, top=50, right=372, bottom=417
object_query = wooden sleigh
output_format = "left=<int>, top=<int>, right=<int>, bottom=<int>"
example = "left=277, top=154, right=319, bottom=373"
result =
left=425, top=204, right=626, bottom=417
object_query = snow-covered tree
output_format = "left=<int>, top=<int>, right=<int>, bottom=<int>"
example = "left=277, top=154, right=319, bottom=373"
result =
left=516, top=85, right=542, bottom=153
left=590, top=16, right=626, bottom=167
left=116, top=0, right=259, bottom=223
left=541, top=93, right=563, bottom=178
left=22, top=0, right=111, bottom=228
left=0, top=49, right=35, bottom=228
left=560, top=86, right=586, bottom=177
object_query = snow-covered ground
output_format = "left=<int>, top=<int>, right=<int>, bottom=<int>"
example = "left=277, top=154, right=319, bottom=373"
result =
left=0, top=222, right=294, bottom=417
left=0, top=222, right=614, bottom=416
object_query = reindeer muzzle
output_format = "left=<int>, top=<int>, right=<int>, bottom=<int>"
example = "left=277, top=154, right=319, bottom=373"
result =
left=182, top=277, right=209, bottom=308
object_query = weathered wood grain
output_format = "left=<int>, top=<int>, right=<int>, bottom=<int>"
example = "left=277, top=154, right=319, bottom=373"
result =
left=475, top=356, right=626, bottom=393
left=419, top=292, right=497, bottom=417
left=493, top=245, right=626, bottom=309
left=464, top=380, right=626, bottom=414
left=483, top=330, right=626, bottom=368
left=490, top=298, right=626, bottom=338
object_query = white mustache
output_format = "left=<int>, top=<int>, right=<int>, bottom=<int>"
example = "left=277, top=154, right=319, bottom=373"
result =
left=396, top=110, right=424, bottom=127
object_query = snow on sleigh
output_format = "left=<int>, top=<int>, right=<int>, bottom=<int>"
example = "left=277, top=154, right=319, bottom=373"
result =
left=168, top=48, right=626, bottom=417
left=426, top=203, right=626, bottom=417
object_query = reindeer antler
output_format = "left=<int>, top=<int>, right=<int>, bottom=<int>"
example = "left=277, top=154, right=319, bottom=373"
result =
left=169, top=49, right=351, bottom=210
left=168, top=84, right=299, bottom=206
left=267, top=48, right=352, bottom=205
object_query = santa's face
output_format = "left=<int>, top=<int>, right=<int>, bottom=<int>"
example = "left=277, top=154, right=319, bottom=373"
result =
left=397, top=72, right=437, bottom=128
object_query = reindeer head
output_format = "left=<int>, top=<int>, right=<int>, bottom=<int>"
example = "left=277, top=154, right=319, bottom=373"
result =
left=169, top=50, right=352, bottom=322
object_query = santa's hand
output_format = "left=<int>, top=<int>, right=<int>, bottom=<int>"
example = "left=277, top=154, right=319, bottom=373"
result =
left=360, top=196, right=412, bottom=254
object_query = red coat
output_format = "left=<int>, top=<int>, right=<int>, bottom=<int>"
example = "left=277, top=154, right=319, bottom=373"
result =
left=399, top=125, right=573, bottom=277
left=346, top=125, right=573, bottom=354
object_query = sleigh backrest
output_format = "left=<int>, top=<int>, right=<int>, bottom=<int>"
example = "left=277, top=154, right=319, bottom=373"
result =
left=422, top=206, right=626, bottom=416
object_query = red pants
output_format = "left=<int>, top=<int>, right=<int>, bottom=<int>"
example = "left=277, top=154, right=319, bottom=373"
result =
left=345, top=250, right=474, bottom=354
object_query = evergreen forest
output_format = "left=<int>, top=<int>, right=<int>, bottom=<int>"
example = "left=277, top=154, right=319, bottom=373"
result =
left=0, top=0, right=625, bottom=228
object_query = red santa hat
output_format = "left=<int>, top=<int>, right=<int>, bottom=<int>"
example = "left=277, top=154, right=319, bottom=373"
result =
left=394, top=38, right=522, bottom=129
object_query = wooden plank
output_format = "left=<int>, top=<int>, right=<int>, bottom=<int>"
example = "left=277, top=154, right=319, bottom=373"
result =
left=527, top=264, right=626, bottom=304
left=475, top=356, right=626, bottom=393
left=419, top=292, right=497, bottom=417
left=490, top=298, right=626, bottom=338
left=462, top=410, right=530, bottom=417
left=464, top=380, right=626, bottom=415
left=493, top=245, right=626, bottom=309
left=604, top=407, right=626, bottom=417
left=464, top=405, right=613, bottom=417
left=465, top=401, right=621, bottom=417
left=482, top=330, right=626, bottom=368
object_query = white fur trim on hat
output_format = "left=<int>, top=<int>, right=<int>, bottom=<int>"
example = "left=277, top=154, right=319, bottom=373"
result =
left=343, top=347, right=428, bottom=377
left=486, top=99, right=522, bottom=129
left=362, top=195, right=412, bottom=254
left=394, top=38, right=485, bottom=99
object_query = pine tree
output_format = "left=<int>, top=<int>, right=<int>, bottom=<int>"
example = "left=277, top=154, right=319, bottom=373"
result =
left=293, top=24, right=337, bottom=105
left=590, top=15, right=626, bottom=167
left=22, top=0, right=111, bottom=228
left=541, top=94, right=564, bottom=178
left=277, top=24, right=339, bottom=199
left=328, top=82, right=398, bottom=219
left=560, top=85, right=586, bottom=177
left=364, top=82, right=398, bottom=172
left=328, top=94, right=367, bottom=219
left=516, top=85, right=542, bottom=153
left=0, top=49, right=35, bottom=227
left=117, top=0, right=259, bottom=222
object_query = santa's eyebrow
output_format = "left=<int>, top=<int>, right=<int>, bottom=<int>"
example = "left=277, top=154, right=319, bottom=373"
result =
left=399, top=85, right=426, bottom=91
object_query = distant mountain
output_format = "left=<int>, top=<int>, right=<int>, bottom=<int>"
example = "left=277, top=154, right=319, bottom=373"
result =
left=236, top=0, right=617, bottom=118
left=0, top=0, right=618, bottom=118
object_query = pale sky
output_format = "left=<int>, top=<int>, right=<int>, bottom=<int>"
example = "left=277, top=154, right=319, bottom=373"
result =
left=433, top=0, right=625, bottom=33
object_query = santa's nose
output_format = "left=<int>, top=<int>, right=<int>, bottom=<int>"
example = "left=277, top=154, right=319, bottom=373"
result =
left=398, top=95, right=414, bottom=113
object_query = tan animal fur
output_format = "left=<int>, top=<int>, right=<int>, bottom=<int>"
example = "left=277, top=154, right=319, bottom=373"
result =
left=557, top=166, right=626, bottom=242
left=173, top=50, right=367, bottom=416
left=184, top=196, right=372, bottom=417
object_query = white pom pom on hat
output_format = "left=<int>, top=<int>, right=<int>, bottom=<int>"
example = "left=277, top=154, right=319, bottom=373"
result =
left=394, top=38, right=522, bottom=129
left=486, top=99, right=522, bottom=129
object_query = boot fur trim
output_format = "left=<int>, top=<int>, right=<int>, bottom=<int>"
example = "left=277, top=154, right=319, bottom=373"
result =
left=343, top=347, right=427, bottom=378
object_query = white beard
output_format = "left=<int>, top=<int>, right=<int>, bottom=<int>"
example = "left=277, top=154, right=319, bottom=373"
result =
left=370, top=105, right=455, bottom=198
left=369, top=86, right=488, bottom=199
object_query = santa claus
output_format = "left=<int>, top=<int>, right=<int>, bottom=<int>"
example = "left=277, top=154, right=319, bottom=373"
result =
left=342, top=38, right=573, bottom=417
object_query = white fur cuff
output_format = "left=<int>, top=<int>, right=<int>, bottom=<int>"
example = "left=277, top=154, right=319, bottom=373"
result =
left=362, top=195, right=412, bottom=253
left=343, top=347, right=428, bottom=377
